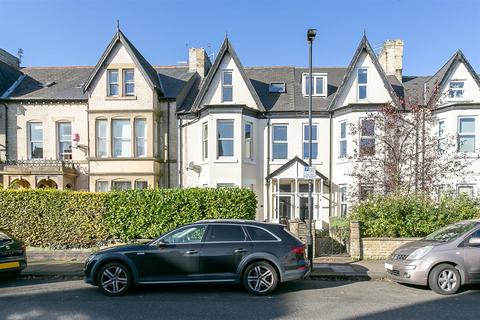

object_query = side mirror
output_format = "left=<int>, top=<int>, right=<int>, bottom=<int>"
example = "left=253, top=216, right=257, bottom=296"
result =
left=468, top=237, right=480, bottom=247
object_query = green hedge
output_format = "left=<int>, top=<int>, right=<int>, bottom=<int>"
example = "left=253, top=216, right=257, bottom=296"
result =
left=0, top=188, right=256, bottom=248
left=350, top=193, right=480, bottom=238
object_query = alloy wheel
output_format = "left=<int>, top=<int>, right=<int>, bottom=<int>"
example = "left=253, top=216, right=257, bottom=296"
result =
left=247, top=265, right=274, bottom=293
left=438, top=269, right=457, bottom=292
left=100, top=266, right=129, bottom=295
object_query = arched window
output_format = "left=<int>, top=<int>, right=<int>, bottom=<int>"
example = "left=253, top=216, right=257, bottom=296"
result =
left=37, top=179, right=58, bottom=189
left=9, top=179, right=31, bottom=189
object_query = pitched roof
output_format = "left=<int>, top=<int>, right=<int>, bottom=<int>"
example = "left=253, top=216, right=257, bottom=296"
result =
left=154, top=66, right=196, bottom=98
left=7, top=66, right=92, bottom=100
left=265, top=156, right=329, bottom=183
left=328, top=35, right=401, bottom=110
left=191, top=37, right=265, bottom=112
left=83, top=30, right=162, bottom=95
left=425, top=50, right=480, bottom=104
left=0, top=60, right=23, bottom=97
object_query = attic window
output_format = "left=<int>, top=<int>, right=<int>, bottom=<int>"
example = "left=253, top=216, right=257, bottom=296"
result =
left=269, top=83, right=286, bottom=93
left=448, top=81, right=464, bottom=99
left=302, top=73, right=327, bottom=97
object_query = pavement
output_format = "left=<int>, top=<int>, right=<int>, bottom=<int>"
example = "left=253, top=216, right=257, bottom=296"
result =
left=20, top=256, right=386, bottom=280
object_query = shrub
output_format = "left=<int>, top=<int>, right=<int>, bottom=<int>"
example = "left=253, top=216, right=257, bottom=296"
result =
left=350, top=193, right=480, bottom=238
left=329, top=217, right=350, bottom=242
left=0, top=187, right=257, bottom=248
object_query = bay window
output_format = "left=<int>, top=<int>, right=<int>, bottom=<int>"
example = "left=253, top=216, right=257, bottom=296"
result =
left=359, top=119, right=375, bottom=156
left=458, top=117, right=475, bottom=153
left=244, top=122, right=253, bottom=160
left=134, top=118, right=147, bottom=157
left=217, top=120, right=234, bottom=157
left=339, top=121, right=347, bottom=158
left=202, top=122, right=208, bottom=160
left=112, top=119, right=131, bottom=157
left=96, top=119, right=108, bottom=158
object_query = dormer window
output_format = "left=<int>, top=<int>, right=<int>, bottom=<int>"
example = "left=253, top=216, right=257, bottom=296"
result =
left=269, top=83, right=286, bottom=93
left=107, top=69, right=119, bottom=96
left=357, top=68, right=367, bottom=100
left=222, top=70, right=233, bottom=102
left=449, top=81, right=464, bottom=99
left=302, top=73, right=327, bottom=97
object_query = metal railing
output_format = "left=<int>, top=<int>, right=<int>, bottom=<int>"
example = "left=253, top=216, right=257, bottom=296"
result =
left=2, top=159, right=76, bottom=169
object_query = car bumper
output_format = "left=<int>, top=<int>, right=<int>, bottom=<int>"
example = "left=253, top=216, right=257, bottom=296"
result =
left=282, top=260, right=310, bottom=282
left=0, top=257, right=27, bottom=273
left=384, top=259, right=428, bottom=286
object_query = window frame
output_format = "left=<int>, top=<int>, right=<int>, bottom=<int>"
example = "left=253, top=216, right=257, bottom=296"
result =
left=359, top=184, right=374, bottom=201
left=123, top=69, right=135, bottom=96
left=134, top=180, right=148, bottom=190
left=448, top=80, right=465, bottom=100
left=216, top=119, right=234, bottom=158
left=134, top=118, right=147, bottom=157
left=302, top=123, right=318, bottom=160
left=112, top=119, right=132, bottom=158
left=357, top=68, right=368, bottom=100
left=458, top=117, right=475, bottom=153
left=202, top=122, right=208, bottom=161
left=107, top=69, right=119, bottom=97
left=302, top=73, right=327, bottom=97
left=111, top=180, right=132, bottom=191
left=272, top=124, right=288, bottom=160
left=339, top=121, right=347, bottom=158
left=28, top=122, right=43, bottom=160
left=269, top=82, right=286, bottom=93
left=244, top=121, right=254, bottom=161
left=359, top=118, right=375, bottom=157
left=457, top=185, right=474, bottom=198
left=95, top=180, right=109, bottom=192
left=221, top=70, right=233, bottom=103
left=96, top=119, right=108, bottom=158
left=57, top=122, right=72, bottom=160
left=437, top=119, right=446, bottom=154
left=204, top=224, right=248, bottom=243
left=339, top=184, right=348, bottom=217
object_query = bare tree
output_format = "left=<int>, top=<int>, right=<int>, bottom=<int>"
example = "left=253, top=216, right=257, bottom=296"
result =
left=348, top=93, right=478, bottom=199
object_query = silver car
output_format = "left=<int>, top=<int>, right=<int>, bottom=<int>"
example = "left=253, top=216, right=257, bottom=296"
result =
left=385, top=219, right=480, bottom=295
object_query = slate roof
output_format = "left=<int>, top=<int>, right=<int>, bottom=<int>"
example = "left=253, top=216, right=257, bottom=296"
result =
left=155, top=66, right=196, bottom=98
left=0, top=61, right=22, bottom=97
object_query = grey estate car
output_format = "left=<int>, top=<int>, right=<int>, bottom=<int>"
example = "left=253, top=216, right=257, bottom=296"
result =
left=385, top=219, right=480, bottom=295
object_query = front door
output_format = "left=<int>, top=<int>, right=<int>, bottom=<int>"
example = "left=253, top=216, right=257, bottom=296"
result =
left=199, top=224, right=252, bottom=280
left=299, top=197, right=308, bottom=221
left=464, top=228, right=480, bottom=281
left=279, top=196, right=292, bottom=225
left=128, top=224, right=207, bottom=282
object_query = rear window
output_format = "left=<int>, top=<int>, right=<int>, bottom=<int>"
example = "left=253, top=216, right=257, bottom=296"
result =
left=205, top=225, right=247, bottom=242
left=0, top=232, right=11, bottom=241
left=245, top=226, right=277, bottom=241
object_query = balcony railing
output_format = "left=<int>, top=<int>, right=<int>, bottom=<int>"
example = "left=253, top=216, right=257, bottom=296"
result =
left=2, top=159, right=76, bottom=170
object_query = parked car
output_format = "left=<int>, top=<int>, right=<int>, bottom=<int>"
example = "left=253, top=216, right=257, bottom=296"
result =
left=385, top=219, right=480, bottom=295
left=84, top=220, right=309, bottom=296
left=0, top=230, right=27, bottom=279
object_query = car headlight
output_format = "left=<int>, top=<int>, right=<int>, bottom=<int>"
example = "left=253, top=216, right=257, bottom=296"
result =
left=406, top=246, right=434, bottom=260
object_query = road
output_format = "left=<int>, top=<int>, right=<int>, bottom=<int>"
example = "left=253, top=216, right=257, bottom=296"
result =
left=0, top=278, right=479, bottom=320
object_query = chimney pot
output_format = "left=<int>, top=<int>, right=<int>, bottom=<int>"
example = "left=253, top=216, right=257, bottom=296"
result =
left=378, top=39, right=404, bottom=82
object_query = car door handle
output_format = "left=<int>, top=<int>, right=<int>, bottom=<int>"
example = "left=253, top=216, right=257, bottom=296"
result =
left=185, top=249, right=198, bottom=255
left=234, top=249, right=248, bottom=253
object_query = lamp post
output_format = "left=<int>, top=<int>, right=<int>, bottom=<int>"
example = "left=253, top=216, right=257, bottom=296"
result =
left=307, top=28, right=316, bottom=269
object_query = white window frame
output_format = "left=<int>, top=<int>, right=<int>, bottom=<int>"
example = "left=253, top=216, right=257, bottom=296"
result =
left=112, top=119, right=132, bottom=158
left=123, top=69, right=135, bottom=96
left=339, top=185, right=347, bottom=217
left=272, top=124, right=288, bottom=160
left=134, top=118, right=147, bottom=157
left=448, top=80, right=465, bottom=100
left=134, top=180, right=148, bottom=190
left=221, top=70, right=233, bottom=103
left=339, top=121, right=347, bottom=158
left=359, top=118, right=375, bottom=157
left=95, top=180, right=109, bottom=192
left=107, top=69, right=119, bottom=97
left=360, top=184, right=374, bottom=201
left=202, top=122, right=208, bottom=161
left=438, top=119, right=446, bottom=154
left=96, top=119, right=108, bottom=158
left=269, top=82, right=286, bottom=93
left=457, top=185, right=474, bottom=198
left=458, top=116, right=475, bottom=153
left=302, top=73, right=327, bottom=97
left=28, top=122, right=43, bottom=160
left=302, top=123, right=318, bottom=160
left=244, top=121, right=253, bottom=161
left=153, top=120, right=158, bottom=157
left=112, top=180, right=132, bottom=191
left=217, top=119, right=234, bottom=158
left=57, top=122, right=72, bottom=160
left=357, top=68, right=368, bottom=100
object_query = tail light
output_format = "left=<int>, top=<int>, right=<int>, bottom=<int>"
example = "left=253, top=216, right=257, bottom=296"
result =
left=21, top=244, right=26, bottom=252
left=292, top=245, right=305, bottom=255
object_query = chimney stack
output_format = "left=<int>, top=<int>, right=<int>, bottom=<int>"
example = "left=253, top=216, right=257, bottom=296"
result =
left=188, top=48, right=212, bottom=78
left=378, top=40, right=404, bottom=82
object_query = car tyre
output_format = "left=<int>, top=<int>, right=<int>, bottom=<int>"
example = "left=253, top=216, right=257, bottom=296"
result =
left=428, top=264, right=461, bottom=295
left=97, top=262, right=132, bottom=296
left=243, top=261, right=279, bottom=296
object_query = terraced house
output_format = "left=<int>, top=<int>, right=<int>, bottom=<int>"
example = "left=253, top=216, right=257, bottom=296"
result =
left=1, top=29, right=479, bottom=229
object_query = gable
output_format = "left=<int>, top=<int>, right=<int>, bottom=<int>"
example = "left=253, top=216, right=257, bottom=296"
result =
left=438, top=61, right=480, bottom=104
left=335, top=51, right=393, bottom=107
left=199, top=52, right=258, bottom=108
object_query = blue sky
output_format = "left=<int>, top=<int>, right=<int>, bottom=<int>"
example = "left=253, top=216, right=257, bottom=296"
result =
left=1, top=0, right=479, bottom=76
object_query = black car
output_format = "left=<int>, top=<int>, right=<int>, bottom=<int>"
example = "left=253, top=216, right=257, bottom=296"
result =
left=0, top=230, right=27, bottom=279
left=84, top=220, right=309, bottom=296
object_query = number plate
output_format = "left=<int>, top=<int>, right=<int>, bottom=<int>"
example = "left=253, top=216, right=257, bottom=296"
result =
left=384, top=263, right=393, bottom=270
left=0, top=261, right=20, bottom=270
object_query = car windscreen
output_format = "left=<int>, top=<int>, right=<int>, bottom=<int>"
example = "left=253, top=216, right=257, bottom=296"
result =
left=424, top=221, right=478, bottom=242
left=0, top=231, right=11, bottom=242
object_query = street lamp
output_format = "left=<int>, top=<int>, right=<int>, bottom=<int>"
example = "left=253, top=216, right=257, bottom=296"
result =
left=307, top=28, right=316, bottom=269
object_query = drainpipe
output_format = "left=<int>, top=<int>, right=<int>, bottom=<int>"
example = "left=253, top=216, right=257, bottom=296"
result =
left=1, top=102, right=8, bottom=161
left=178, top=117, right=183, bottom=188
left=266, top=117, right=271, bottom=222
left=328, top=112, right=333, bottom=218
left=167, top=101, right=171, bottom=188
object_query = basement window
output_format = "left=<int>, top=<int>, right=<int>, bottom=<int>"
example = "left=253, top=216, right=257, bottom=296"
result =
left=269, top=83, right=286, bottom=93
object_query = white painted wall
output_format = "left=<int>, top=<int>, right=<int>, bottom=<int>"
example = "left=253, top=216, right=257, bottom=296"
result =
left=438, top=62, right=480, bottom=105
